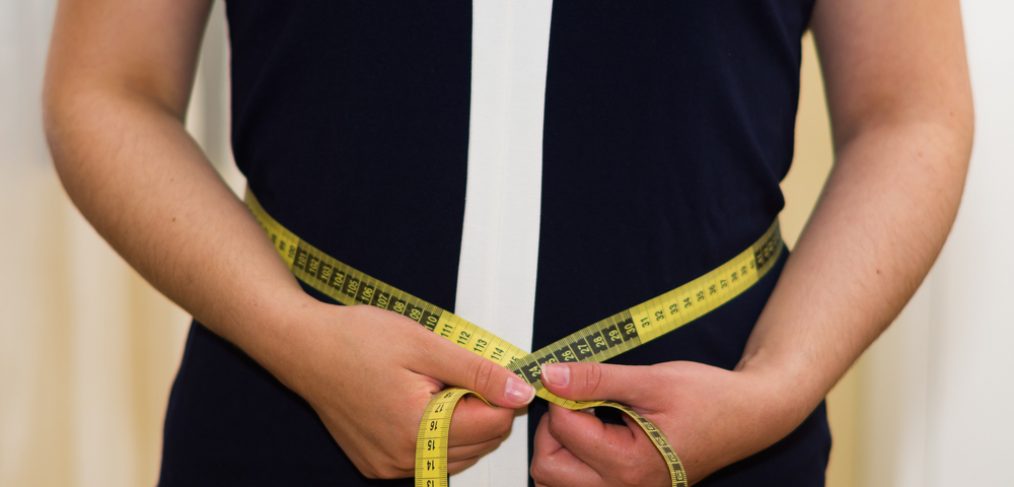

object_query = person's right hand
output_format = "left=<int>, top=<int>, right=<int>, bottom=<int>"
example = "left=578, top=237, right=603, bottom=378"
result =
left=278, top=301, right=535, bottom=479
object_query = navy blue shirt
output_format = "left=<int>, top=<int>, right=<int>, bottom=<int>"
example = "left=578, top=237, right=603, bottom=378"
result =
left=160, top=2, right=830, bottom=485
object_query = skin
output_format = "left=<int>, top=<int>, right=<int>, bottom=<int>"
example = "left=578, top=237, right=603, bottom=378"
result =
left=44, top=0, right=973, bottom=484
left=43, top=0, right=535, bottom=479
left=530, top=0, right=974, bottom=485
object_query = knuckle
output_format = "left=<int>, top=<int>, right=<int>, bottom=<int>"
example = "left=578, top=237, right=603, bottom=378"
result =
left=392, top=438, right=416, bottom=472
left=547, top=415, right=562, bottom=437
left=471, top=358, right=498, bottom=394
left=414, top=336, right=440, bottom=364
left=530, top=457, right=548, bottom=482
left=585, top=363, right=603, bottom=396
left=357, top=460, right=383, bottom=479
left=392, top=456, right=414, bottom=473
left=374, top=459, right=408, bottom=479
left=361, top=448, right=412, bottom=479
left=492, top=416, right=513, bottom=439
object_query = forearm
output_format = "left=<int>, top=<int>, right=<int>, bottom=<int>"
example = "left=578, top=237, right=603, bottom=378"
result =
left=737, top=118, right=971, bottom=417
left=44, top=84, right=313, bottom=376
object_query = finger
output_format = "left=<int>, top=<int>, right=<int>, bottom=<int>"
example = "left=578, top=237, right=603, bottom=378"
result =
left=446, top=436, right=504, bottom=463
left=531, top=448, right=601, bottom=487
left=546, top=404, right=639, bottom=470
left=531, top=412, right=604, bottom=486
left=448, top=397, right=513, bottom=446
left=540, top=362, right=652, bottom=404
left=415, top=336, right=535, bottom=408
left=533, top=411, right=563, bottom=457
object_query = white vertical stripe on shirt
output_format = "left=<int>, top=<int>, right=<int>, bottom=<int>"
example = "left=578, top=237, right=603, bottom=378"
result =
left=452, top=0, right=553, bottom=485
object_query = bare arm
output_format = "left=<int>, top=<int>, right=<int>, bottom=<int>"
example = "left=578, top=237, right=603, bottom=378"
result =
left=737, top=0, right=974, bottom=418
left=43, top=0, right=308, bottom=373
left=44, top=0, right=534, bottom=478
left=531, top=0, right=973, bottom=484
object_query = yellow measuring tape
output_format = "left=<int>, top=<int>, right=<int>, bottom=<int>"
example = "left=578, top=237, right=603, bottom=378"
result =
left=245, top=190, right=783, bottom=487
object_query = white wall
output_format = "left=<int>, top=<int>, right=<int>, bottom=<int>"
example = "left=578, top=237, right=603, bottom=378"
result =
left=859, top=2, right=1014, bottom=485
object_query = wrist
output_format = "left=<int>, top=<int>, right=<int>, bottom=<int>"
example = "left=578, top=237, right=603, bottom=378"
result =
left=234, top=289, right=344, bottom=394
left=734, top=346, right=826, bottom=425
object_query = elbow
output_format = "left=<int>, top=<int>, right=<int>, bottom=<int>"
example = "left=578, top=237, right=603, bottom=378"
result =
left=43, top=106, right=66, bottom=179
left=915, top=98, right=975, bottom=226
left=846, top=96, right=975, bottom=183
left=946, top=91, right=975, bottom=175
left=42, top=71, right=84, bottom=180
left=41, top=74, right=118, bottom=202
left=42, top=73, right=122, bottom=186
left=830, top=96, right=975, bottom=229
left=940, top=93, right=975, bottom=200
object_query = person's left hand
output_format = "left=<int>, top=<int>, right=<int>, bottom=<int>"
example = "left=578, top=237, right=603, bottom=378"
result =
left=529, top=361, right=811, bottom=486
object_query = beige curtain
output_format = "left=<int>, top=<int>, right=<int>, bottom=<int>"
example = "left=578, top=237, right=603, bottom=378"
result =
left=851, top=2, right=1014, bottom=485
left=0, top=2, right=232, bottom=485
left=791, top=4, right=1014, bottom=483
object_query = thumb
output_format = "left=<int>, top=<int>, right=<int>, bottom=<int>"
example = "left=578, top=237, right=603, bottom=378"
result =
left=420, top=342, right=535, bottom=409
left=540, top=362, right=650, bottom=403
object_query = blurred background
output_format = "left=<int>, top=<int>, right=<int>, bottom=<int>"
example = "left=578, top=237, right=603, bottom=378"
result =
left=2, top=1, right=1011, bottom=485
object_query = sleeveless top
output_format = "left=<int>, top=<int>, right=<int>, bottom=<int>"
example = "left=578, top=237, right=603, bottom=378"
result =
left=159, top=1, right=831, bottom=486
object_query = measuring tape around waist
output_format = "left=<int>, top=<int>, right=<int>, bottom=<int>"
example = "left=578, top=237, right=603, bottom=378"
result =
left=245, top=190, right=783, bottom=487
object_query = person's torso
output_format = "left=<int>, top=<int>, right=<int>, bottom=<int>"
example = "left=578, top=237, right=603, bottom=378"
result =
left=163, top=2, right=829, bottom=486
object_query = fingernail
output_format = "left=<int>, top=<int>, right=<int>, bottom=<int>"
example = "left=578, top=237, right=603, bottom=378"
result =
left=505, top=375, right=535, bottom=404
left=541, top=364, right=569, bottom=387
